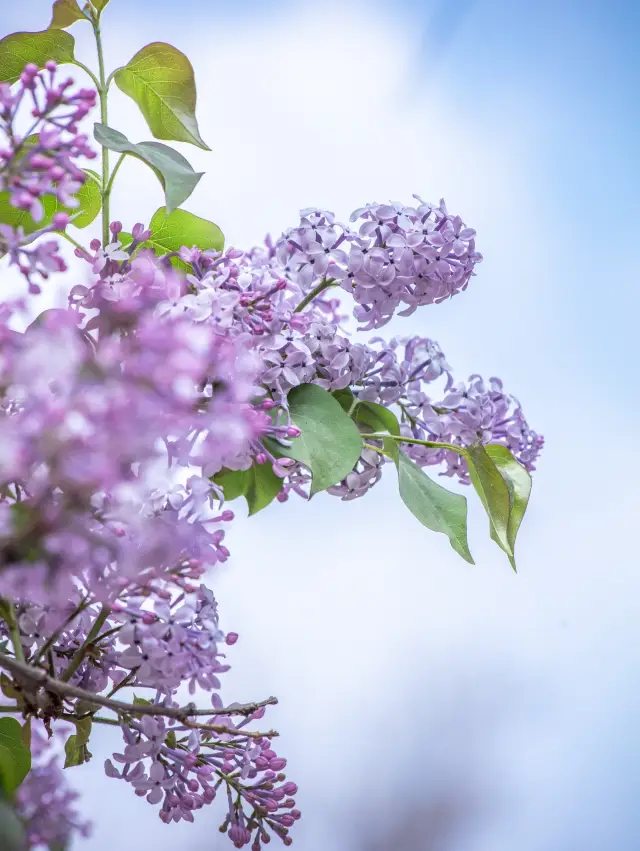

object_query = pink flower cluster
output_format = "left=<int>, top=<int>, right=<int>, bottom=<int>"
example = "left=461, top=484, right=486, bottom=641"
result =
left=0, top=61, right=96, bottom=291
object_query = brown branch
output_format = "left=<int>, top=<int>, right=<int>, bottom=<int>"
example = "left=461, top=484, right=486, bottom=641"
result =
left=0, top=653, right=277, bottom=724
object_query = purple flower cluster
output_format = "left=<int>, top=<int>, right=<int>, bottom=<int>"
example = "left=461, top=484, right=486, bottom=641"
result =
left=164, top=242, right=540, bottom=495
left=106, top=710, right=299, bottom=847
left=274, top=199, right=482, bottom=329
left=0, top=286, right=268, bottom=606
left=0, top=59, right=542, bottom=851
left=0, top=61, right=96, bottom=292
left=15, top=722, right=91, bottom=848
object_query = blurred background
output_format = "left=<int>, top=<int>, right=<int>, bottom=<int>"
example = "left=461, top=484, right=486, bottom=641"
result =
left=2, top=0, right=640, bottom=848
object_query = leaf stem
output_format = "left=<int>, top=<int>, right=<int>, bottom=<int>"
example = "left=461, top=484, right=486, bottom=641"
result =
left=0, top=599, right=25, bottom=663
left=31, top=598, right=90, bottom=665
left=0, top=705, right=20, bottom=713
left=362, top=441, right=395, bottom=460
left=293, top=278, right=338, bottom=313
left=59, top=604, right=110, bottom=683
left=365, top=432, right=469, bottom=457
left=71, top=59, right=101, bottom=91
left=57, top=230, right=90, bottom=256
left=104, top=152, right=126, bottom=196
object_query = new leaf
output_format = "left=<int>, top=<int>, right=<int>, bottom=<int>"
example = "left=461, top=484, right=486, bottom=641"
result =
left=48, top=0, right=86, bottom=29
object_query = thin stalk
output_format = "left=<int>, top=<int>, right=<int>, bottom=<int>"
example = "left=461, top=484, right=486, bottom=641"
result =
left=93, top=19, right=110, bottom=246
left=294, top=277, right=338, bottom=313
left=0, top=705, right=19, bottom=713
left=366, top=432, right=468, bottom=457
left=32, top=599, right=90, bottom=665
left=58, top=230, right=90, bottom=256
left=362, top=441, right=395, bottom=460
left=1, top=599, right=24, bottom=663
left=104, top=152, right=126, bottom=196
left=71, top=59, right=101, bottom=91
left=59, top=604, right=110, bottom=682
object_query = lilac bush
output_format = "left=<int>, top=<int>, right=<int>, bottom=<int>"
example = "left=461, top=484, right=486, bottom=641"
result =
left=0, top=2, right=542, bottom=848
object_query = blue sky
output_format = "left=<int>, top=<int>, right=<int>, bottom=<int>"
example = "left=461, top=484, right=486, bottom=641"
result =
left=1, top=1, right=639, bottom=849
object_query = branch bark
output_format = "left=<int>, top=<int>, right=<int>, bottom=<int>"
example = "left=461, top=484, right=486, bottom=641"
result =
left=0, top=653, right=277, bottom=724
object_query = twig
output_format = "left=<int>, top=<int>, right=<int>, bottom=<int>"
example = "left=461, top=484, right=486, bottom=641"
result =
left=60, top=604, right=110, bottom=682
left=32, top=598, right=91, bottom=664
left=0, top=598, right=25, bottom=663
left=293, top=277, right=338, bottom=313
left=0, top=653, right=277, bottom=720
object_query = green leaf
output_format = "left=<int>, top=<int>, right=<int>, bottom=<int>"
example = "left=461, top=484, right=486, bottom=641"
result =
left=141, top=207, right=224, bottom=261
left=0, top=794, right=25, bottom=851
left=0, top=718, right=31, bottom=796
left=244, top=463, right=283, bottom=515
left=331, top=388, right=355, bottom=414
left=63, top=716, right=92, bottom=769
left=74, top=698, right=99, bottom=715
left=0, top=30, right=75, bottom=84
left=114, top=42, right=210, bottom=150
left=212, top=468, right=250, bottom=502
left=355, top=401, right=401, bottom=436
left=395, top=449, right=474, bottom=564
left=213, top=462, right=283, bottom=515
left=49, top=0, right=86, bottom=28
left=90, top=0, right=110, bottom=13
left=0, top=169, right=101, bottom=234
left=165, top=730, right=177, bottom=749
left=63, top=735, right=91, bottom=768
left=484, top=444, right=532, bottom=571
left=74, top=716, right=92, bottom=747
left=0, top=676, right=20, bottom=705
left=94, top=123, right=203, bottom=214
left=19, top=720, right=30, bottom=750
left=133, top=695, right=153, bottom=706
left=465, top=442, right=513, bottom=562
left=273, top=384, right=363, bottom=496
left=69, top=169, right=102, bottom=228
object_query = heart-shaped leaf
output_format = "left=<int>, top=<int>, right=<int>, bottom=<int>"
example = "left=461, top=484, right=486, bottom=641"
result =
left=0, top=718, right=31, bottom=796
left=114, top=42, right=210, bottom=150
left=0, top=30, right=75, bottom=84
left=395, top=449, right=474, bottom=564
left=465, top=441, right=513, bottom=561
left=49, top=0, right=86, bottom=29
left=94, top=123, right=203, bottom=214
left=269, top=384, right=363, bottom=496
left=484, top=444, right=532, bottom=571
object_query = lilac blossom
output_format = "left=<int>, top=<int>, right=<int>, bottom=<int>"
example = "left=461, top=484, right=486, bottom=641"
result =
left=0, top=57, right=543, bottom=851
